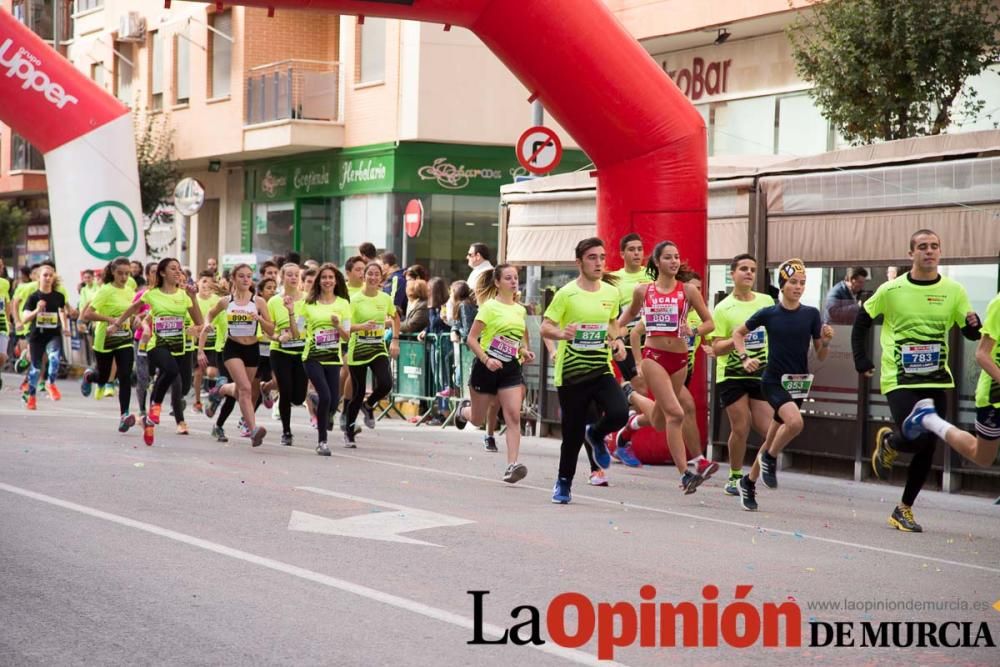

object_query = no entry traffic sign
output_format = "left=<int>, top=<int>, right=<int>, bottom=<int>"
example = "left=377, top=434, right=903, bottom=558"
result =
left=404, top=198, right=424, bottom=238
left=516, top=126, right=563, bottom=175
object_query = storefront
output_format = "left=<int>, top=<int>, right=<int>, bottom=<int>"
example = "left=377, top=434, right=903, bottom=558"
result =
left=243, top=141, right=589, bottom=279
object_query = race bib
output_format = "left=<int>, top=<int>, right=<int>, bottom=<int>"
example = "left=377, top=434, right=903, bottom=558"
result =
left=358, top=327, right=385, bottom=345
left=106, top=324, right=132, bottom=345
left=901, top=344, right=941, bottom=374
left=227, top=312, right=256, bottom=337
left=781, top=373, right=814, bottom=400
left=744, top=327, right=766, bottom=350
left=315, top=328, right=339, bottom=350
left=258, top=342, right=271, bottom=357
left=687, top=334, right=697, bottom=351
left=154, top=316, right=184, bottom=337
left=487, top=334, right=519, bottom=362
left=280, top=337, right=305, bottom=350
left=644, top=303, right=679, bottom=333
left=571, top=323, right=608, bottom=350
left=36, top=312, right=59, bottom=329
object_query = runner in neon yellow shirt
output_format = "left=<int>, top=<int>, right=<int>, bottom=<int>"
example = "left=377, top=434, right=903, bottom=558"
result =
left=852, top=229, right=982, bottom=532
left=268, top=262, right=308, bottom=447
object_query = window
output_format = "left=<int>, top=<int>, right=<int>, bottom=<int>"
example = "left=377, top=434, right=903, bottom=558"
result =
left=174, top=33, right=190, bottom=105
left=252, top=202, right=294, bottom=257
left=89, top=62, right=105, bottom=89
left=12, top=1, right=73, bottom=46
left=711, top=96, right=776, bottom=156
left=114, top=42, right=134, bottom=105
left=11, top=133, right=45, bottom=171
left=355, top=17, right=386, bottom=84
left=208, top=11, right=232, bottom=99
left=340, top=194, right=389, bottom=259
left=149, top=30, right=163, bottom=110
left=776, top=93, right=829, bottom=157
left=76, top=0, right=104, bottom=12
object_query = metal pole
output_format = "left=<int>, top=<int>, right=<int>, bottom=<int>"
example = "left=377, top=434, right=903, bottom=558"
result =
left=532, top=100, right=544, bottom=126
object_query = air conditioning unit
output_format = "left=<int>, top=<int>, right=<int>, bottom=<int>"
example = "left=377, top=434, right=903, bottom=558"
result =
left=118, top=12, right=146, bottom=42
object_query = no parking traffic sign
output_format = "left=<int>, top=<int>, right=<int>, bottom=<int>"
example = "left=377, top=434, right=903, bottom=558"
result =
left=516, top=126, right=563, bottom=175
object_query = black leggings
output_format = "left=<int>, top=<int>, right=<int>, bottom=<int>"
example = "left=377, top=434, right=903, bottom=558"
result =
left=148, top=347, right=193, bottom=407
left=272, top=352, right=307, bottom=435
left=346, top=356, right=392, bottom=428
left=556, top=373, right=629, bottom=482
left=304, top=360, right=341, bottom=443
left=95, top=346, right=134, bottom=415
left=887, top=388, right=947, bottom=507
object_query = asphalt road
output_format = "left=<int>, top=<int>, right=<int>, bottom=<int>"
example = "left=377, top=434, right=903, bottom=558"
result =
left=1, top=372, right=997, bottom=666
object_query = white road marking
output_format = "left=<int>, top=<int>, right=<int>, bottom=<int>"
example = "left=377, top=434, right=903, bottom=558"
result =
left=289, top=488, right=474, bottom=546
left=0, top=481, right=621, bottom=667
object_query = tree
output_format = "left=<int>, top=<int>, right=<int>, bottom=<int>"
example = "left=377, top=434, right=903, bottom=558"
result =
left=788, top=0, right=1000, bottom=145
left=0, top=200, right=30, bottom=262
left=134, top=109, right=182, bottom=255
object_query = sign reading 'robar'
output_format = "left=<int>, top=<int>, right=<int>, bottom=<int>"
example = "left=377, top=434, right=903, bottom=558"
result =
left=664, top=57, right=732, bottom=102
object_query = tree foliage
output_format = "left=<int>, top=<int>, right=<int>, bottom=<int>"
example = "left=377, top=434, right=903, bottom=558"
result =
left=0, top=200, right=30, bottom=260
left=134, top=109, right=182, bottom=217
left=788, top=0, right=1000, bottom=144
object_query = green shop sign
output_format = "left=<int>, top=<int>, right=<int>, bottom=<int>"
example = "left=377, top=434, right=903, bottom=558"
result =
left=248, top=142, right=589, bottom=201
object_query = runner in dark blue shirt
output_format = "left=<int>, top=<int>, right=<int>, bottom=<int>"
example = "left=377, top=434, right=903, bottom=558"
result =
left=731, top=258, right=833, bottom=510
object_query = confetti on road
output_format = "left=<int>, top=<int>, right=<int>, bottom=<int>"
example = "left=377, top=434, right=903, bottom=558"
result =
left=133, top=463, right=144, bottom=468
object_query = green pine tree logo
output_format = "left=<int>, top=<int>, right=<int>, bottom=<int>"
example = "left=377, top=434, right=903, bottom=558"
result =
left=93, top=211, right=129, bottom=254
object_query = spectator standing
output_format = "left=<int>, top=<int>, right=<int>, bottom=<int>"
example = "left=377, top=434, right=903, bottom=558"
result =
left=467, top=243, right=494, bottom=290
left=381, top=252, right=407, bottom=318
left=823, top=267, right=868, bottom=325
left=399, top=279, right=429, bottom=333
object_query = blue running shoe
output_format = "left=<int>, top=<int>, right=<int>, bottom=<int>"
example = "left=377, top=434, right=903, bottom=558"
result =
left=585, top=424, right=611, bottom=469
left=614, top=441, right=642, bottom=468
left=552, top=478, right=572, bottom=504
left=902, top=398, right=935, bottom=441
left=80, top=368, right=95, bottom=397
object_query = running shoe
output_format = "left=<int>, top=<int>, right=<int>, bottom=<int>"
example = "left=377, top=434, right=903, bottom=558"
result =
left=47, top=383, right=62, bottom=401
left=20, top=380, right=28, bottom=393
left=724, top=474, right=742, bottom=496
left=148, top=402, right=162, bottom=425
left=693, top=457, right=719, bottom=481
left=25, top=394, right=37, bottom=411
left=360, top=401, right=376, bottom=430
left=205, top=390, right=222, bottom=418
left=142, top=417, right=155, bottom=446
left=589, top=470, right=609, bottom=487
left=611, top=429, right=642, bottom=468
left=551, top=478, right=572, bottom=504
left=261, top=389, right=275, bottom=410
left=316, top=441, right=331, bottom=456
left=238, top=418, right=251, bottom=438
left=250, top=426, right=266, bottom=447
left=759, top=450, right=778, bottom=489
left=502, top=462, right=528, bottom=484
left=902, top=398, right=935, bottom=441
left=93, top=381, right=104, bottom=400
left=454, top=399, right=470, bottom=430
left=192, top=402, right=204, bottom=414
left=310, top=415, right=318, bottom=430
left=176, top=421, right=189, bottom=435
left=211, top=425, right=228, bottom=442
left=871, top=426, right=897, bottom=481
left=738, top=475, right=758, bottom=511
left=483, top=435, right=498, bottom=452
left=436, top=387, right=452, bottom=398
left=280, top=432, right=293, bottom=447
left=38, top=381, right=46, bottom=394
left=80, top=369, right=95, bottom=397
left=585, top=424, right=611, bottom=469
left=680, top=470, right=704, bottom=495
left=888, top=505, right=922, bottom=533
left=101, top=385, right=116, bottom=399
left=118, top=414, right=136, bottom=433
left=343, top=429, right=357, bottom=448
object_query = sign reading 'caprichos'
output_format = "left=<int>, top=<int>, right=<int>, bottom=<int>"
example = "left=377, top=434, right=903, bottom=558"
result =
left=417, top=157, right=504, bottom=190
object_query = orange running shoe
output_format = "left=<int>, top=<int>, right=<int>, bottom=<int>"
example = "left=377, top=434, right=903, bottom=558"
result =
left=148, top=402, right=162, bottom=425
left=47, top=383, right=62, bottom=401
left=25, top=395, right=37, bottom=410
left=143, top=416, right=155, bottom=446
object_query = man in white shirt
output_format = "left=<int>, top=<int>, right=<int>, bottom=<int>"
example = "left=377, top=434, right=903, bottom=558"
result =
left=466, top=243, right=494, bottom=290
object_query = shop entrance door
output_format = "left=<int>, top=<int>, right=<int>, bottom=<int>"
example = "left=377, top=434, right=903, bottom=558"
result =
left=297, top=198, right=339, bottom=264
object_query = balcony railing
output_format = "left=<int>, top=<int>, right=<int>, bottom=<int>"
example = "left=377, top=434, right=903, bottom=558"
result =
left=245, top=59, right=341, bottom=126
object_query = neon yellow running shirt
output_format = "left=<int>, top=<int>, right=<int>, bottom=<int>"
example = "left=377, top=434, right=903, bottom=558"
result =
left=544, top=280, right=619, bottom=387
left=301, top=298, right=352, bottom=365
left=709, top=291, right=774, bottom=383
left=476, top=299, right=526, bottom=364
left=975, top=294, right=1000, bottom=408
left=269, top=294, right=306, bottom=356
left=140, top=288, right=193, bottom=356
left=347, top=290, right=395, bottom=365
left=90, top=283, right=136, bottom=352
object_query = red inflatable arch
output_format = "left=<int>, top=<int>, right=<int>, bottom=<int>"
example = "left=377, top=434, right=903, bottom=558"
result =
left=0, top=1, right=708, bottom=463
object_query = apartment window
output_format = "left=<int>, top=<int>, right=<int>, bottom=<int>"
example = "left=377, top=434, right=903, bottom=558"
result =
left=12, top=1, right=73, bottom=45
left=355, top=17, right=386, bottom=84
left=11, top=133, right=45, bottom=171
left=174, top=34, right=190, bottom=105
left=89, top=62, right=105, bottom=89
left=114, top=42, right=134, bottom=106
left=76, top=0, right=104, bottom=12
left=149, top=30, right=164, bottom=110
left=208, top=11, right=232, bottom=99
left=775, top=93, right=829, bottom=157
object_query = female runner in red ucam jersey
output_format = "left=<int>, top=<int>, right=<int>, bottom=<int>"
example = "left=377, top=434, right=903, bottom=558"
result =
left=616, top=240, right=718, bottom=493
